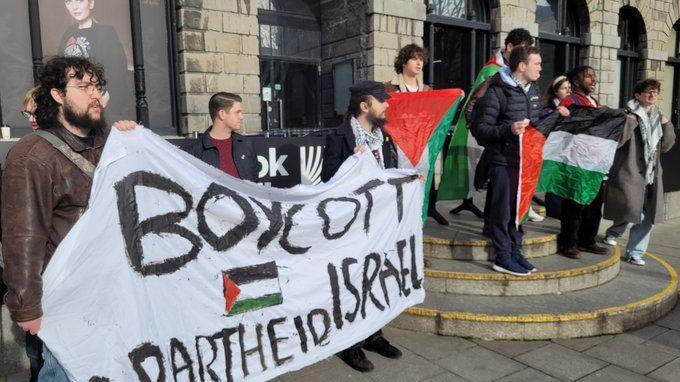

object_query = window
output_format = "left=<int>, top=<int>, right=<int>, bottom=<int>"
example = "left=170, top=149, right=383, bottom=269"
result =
left=535, top=0, right=586, bottom=93
left=424, top=0, right=492, bottom=92
left=0, top=0, right=180, bottom=137
left=258, top=0, right=321, bottom=132
left=617, top=6, right=645, bottom=107
left=662, top=21, right=680, bottom=192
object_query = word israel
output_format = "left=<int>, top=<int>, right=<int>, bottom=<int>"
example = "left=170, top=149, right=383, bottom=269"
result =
left=38, top=128, right=425, bottom=382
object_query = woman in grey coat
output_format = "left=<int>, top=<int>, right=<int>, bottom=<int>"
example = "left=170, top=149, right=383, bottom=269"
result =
left=603, top=79, right=676, bottom=265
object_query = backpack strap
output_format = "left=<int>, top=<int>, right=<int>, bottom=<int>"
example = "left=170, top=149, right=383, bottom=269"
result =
left=32, top=130, right=95, bottom=179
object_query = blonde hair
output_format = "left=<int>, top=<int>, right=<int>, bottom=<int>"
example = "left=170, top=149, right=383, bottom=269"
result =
left=23, top=85, right=39, bottom=108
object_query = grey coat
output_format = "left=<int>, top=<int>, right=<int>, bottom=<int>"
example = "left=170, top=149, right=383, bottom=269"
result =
left=603, top=112, right=676, bottom=224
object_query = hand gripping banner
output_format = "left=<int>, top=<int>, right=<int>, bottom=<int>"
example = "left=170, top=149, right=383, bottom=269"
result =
left=38, top=128, right=425, bottom=382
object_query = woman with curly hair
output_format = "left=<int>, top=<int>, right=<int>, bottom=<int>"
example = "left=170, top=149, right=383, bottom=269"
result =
left=385, top=43, right=431, bottom=92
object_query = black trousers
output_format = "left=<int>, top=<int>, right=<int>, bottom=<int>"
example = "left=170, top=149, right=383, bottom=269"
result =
left=558, top=183, right=605, bottom=250
left=486, top=165, right=523, bottom=259
left=346, top=329, right=383, bottom=350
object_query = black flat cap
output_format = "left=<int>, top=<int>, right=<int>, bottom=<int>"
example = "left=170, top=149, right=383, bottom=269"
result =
left=349, top=80, right=391, bottom=102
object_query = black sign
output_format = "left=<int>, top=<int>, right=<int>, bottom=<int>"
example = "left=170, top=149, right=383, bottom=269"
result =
left=251, top=136, right=326, bottom=188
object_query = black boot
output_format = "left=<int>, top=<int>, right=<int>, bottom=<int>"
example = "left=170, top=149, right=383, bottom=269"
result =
left=339, top=348, right=374, bottom=372
left=364, top=335, right=402, bottom=359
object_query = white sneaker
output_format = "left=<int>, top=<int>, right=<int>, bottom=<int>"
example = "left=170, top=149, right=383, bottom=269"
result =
left=602, top=236, right=618, bottom=246
left=626, top=257, right=645, bottom=266
left=527, top=207, right=544, bottom=222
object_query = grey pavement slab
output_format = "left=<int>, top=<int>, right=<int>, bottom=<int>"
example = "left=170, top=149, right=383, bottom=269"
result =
left=551, top=336, right=614, bottom=352
left=275, top=357, right=374, bottom=382
left=383, top=327, right=476, bottom=361
left=515, top=343, right=608, bottom=381
left=5, top=372, right=30, bottom=382
left=643, top=329, right=680, bottom=356
left=648, top=357, right=680, bottom=382
left=577, top=365, right=658, bottom=382
left=434, top=345, right=525, bottom=382
left=419, top=372, right=468, bottom=382
left=366, top=346, right=448, bottom=382
left=615, top=324, right=669, bottom=344
left=496, top=368, right=559, bottom=381
left=418, top=259, right=671, bottom=315
left=655, top=306, right=680, bottom=331
left=584, top=338, right=677, bottom=374
left=472, top=339, right=550, bottom=358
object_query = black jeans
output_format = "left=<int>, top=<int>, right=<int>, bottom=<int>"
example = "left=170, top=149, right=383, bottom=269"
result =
left=558, top=184, right=605, bottom=250
left=26, top=332, right=44, bottom=382
left=345, top=329, right=383, bottom=351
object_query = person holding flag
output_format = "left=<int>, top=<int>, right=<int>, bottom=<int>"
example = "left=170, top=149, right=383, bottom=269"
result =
left=439, top=28, right=534, bottom=219
left=469, top=46, right=543, bottom=276
left=602, top=79, right=675, bottom=265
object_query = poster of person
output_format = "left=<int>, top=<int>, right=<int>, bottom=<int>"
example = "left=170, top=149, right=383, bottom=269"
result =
left=39, top=0, right=135, bottom=123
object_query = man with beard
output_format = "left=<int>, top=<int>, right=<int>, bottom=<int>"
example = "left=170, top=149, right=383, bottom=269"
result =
left=1, top=56, right=135, bottom=381
left=557, top=65, right=610, bottom=259
left=321, top=80, right=402, bottom=372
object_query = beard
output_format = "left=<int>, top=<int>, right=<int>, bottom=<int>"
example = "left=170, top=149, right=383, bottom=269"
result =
left=63, top=100, right=107, bottom=135
left=367, top=110, right=387, bottom=128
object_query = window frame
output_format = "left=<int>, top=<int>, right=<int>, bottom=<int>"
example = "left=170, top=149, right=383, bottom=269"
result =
left=536, top=0, right=585, bottom=85
left=617, top=6, right=645, bottom=107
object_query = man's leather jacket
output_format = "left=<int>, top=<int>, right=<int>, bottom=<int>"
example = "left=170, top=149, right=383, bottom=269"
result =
left=1, top=124, right=106, bottom=322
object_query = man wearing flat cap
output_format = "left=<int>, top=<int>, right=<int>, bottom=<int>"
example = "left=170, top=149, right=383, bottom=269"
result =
left=320, top=80, right=402, bottom=372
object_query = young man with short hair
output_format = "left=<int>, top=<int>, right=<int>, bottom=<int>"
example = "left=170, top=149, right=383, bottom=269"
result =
left=184, top=92, right=257, bottom=181
left=471, top=46, right=543, bottom=276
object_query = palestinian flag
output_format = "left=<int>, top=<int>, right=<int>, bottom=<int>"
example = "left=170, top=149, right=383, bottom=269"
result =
left=222, top=261, right=283, bottom=316
left=383, top=89, right=464, bottom=220
left=438, top=52, right=505, bottom=200
left=536, top=106, right=626, bottom=206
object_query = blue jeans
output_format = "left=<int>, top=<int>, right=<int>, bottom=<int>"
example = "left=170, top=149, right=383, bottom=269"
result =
left=38, top=346, right=70, bottom=382
left=605, top=188, right=654, bottom=260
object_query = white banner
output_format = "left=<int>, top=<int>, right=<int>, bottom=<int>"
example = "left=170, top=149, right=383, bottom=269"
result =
left=39, top=128, right=425, bottom=382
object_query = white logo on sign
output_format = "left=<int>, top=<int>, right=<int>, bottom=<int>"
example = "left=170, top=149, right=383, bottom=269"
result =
left=300, top=145, right=323, bottom=185
left=257, top=147, right=289, bottom=178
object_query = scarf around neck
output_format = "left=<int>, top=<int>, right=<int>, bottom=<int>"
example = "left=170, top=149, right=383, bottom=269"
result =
left=350, top=116, right=385, bottom=168
left=626, top=99, right=662, bottom=185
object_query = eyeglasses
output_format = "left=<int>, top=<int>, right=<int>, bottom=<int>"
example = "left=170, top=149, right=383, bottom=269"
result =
left=643, top=90, right=659, bottom=96
left=65, top=83, right=105, bottom=96
left=21, top=110, right=35, bottom=119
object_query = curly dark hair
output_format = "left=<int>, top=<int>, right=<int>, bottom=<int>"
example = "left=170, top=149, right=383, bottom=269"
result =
left=633, top=78, right=661, bottom=96
left=504, top=28, right=534, bottom=47
left=393, top=44, right=428, bottom=74
left=34, top=56, right=106, bottom=129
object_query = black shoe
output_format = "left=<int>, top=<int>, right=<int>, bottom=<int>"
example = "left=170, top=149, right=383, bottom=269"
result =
left=513, top=253, right=536, bottom=272
left=578, top=244, right=608, bottom=255
left=562, top=247, right=581, bottom=259
left=428, top=208, right=449, bottom=226
left=339, top=348, right=374, bottom=372
left=364, top=336, right=402, bottom=359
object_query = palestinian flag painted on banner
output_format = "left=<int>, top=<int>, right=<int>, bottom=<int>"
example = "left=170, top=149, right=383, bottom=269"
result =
left=535, top=106, right=626, bottom=206
left=222, top=261, right=283, bottom=316
left=383, top=88, right=464, bottom=220
left=438, top=52, right=505, bottom=200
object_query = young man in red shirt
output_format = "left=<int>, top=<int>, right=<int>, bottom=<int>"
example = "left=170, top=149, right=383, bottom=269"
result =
left=184, top=92, right=257, bottom=181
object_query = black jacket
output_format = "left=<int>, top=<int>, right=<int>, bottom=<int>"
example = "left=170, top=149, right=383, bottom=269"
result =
left=321, top=118, right=398, bottom=182
left=183, top=129, right=258, bottom=182
left=471, top=73, right=542, bottom=167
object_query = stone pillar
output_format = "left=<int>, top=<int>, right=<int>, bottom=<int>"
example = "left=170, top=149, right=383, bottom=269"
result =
left=492, top=0, right=539, bottom=51
left=177, top=0, right=261, bottom=134
left=582, top=0, right=621, bottom=107
left=365, top=0, right=427, bottom=82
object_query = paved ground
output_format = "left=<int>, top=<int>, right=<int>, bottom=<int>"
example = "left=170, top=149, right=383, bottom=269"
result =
left=4, top=216, right=680, bottom=382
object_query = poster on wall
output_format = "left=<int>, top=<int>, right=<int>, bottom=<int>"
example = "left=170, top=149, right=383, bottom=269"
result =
left=39, top=0, right=135, bottom=123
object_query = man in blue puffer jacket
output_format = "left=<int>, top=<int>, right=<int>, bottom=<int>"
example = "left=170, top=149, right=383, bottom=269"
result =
left=470, top=46, right=543, bottom=276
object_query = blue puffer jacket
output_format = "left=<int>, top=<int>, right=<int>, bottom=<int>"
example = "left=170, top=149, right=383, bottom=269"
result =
left=470, top=71, right=542, bottom=167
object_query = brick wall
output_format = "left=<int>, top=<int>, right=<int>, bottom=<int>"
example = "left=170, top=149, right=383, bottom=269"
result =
left=177, top=0, right=261, bottom=134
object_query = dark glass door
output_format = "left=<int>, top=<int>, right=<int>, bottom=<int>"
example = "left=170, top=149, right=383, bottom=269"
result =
left=427, top=25, right=471, bottom=90
left=260, top=60, right=320, bottom=131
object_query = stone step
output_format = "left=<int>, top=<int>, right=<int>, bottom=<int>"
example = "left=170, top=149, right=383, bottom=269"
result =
left=393, top=253, right=678, bottom=340
left=424, top=248, right=620, bottom=296
left=424, top=207, right=560, bottom=261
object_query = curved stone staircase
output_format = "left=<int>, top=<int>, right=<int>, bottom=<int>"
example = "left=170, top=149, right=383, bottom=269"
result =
left=392, top=209, right=678, bottom=340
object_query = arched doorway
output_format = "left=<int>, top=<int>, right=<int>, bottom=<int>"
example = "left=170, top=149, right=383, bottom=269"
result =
left=535, top=0, right=588, bottom=93
left=423, top=0, right=492, bottom=91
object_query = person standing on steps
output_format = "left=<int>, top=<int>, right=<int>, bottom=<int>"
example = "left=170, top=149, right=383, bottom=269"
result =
left=602, top=79, right=675, bottom=266
left=385, top=43, right=450, bottom=227
left=557, top=66, right=610, bottom=259
left=470, top=46, right=543, bottom=276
